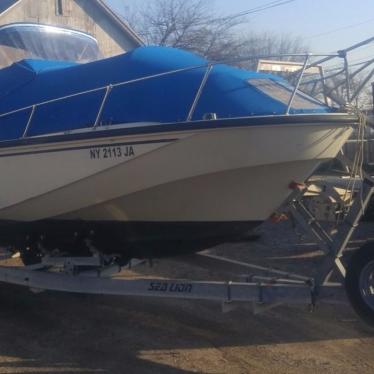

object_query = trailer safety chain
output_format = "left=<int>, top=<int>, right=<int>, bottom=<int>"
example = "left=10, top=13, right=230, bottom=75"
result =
left=257, top=283, right=264, bottom=304
left=308, top=279, right=317, bottom=312
left=226, top=281, right=232, bottom=303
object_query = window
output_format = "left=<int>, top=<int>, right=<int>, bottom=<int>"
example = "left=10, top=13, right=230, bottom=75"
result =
left=55, top=0, right=63, bottom=16
left=248, top=78, right=323, bottom=110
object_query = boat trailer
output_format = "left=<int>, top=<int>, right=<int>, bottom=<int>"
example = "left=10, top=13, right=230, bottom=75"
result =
left=0, top=160, right=373, bottom=326
left=0, top=248, right=345, bottom=313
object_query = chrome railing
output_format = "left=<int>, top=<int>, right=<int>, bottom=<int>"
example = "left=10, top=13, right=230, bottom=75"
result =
left=0, top=62, right=210, bottom=137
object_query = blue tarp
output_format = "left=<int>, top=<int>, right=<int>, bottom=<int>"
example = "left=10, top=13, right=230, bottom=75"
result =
left=0, top=46, right=331, bottom=140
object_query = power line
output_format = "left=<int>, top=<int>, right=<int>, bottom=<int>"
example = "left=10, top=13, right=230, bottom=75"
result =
left=230, top=0, right=296, bottom=17
left=306, top=17, right=374, bottom=39
left=216, top=0, right=297, bottom=22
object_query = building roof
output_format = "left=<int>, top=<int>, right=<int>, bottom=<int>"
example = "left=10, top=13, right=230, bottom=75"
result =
left=95, top=0, right=143, bottom=46
left=0, top=0, right=143, bottom=46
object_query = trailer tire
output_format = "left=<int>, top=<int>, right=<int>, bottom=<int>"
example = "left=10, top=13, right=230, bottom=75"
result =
left=20, top=247, right=43, bottom=266
left=346, top=241, right=374, bottom=327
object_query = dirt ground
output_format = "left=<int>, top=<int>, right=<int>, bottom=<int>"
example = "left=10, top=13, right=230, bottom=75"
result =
left=0, top=221, right=373, bottom=374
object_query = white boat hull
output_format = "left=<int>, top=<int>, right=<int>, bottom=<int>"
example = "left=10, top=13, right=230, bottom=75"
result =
left=0, top=115, right=354, bottom=257
left=0, top=120, right=352, bottom=222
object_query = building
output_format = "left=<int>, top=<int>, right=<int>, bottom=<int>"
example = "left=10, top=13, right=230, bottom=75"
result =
left=0, top=0, right=143, bottom=57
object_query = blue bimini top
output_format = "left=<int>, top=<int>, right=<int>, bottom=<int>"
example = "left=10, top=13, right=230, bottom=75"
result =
left=0, top=46, right=332, bottom=141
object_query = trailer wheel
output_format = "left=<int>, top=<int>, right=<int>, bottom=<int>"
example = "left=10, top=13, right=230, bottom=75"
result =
left=346, top=242, right=374, bottom=327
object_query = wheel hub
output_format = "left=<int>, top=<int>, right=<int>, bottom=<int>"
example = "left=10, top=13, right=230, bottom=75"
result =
left=359, top=260, right=374, bottom=310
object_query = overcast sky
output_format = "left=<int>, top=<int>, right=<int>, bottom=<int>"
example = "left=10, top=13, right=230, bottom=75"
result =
left=107, top=0, right=374, bottom=63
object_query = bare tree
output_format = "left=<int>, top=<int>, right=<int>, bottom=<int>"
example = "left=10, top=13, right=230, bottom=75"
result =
left=126, top=0, right=308, bottom=62
left=238, top=32, right=309, bottom=71
left=128, top=0, right=248, bottom=60
left=242, top=33, right=307, bottom=58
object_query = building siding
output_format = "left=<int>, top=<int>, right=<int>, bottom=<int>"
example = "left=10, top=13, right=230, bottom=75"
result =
left=0, top=0, right=140, bottom=57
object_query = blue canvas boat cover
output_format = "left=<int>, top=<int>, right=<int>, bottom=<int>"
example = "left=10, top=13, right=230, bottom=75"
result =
left=0, top=46, right=331, bottom=141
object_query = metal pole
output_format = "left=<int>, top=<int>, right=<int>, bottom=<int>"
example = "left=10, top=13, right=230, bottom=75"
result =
left=286, top=55, right=309, bottom=115
left=310, top=35, right=374, bottom=69
left=186, top=64, right=213, bottom=122
left=350, top=67, right=374, bottom=103
left=93, top=84, right=112, bottom=128
left=22, top=105, right=36, bottom=138
left=319, top=66, right=329, bottom=106
left=341, top=52, right=351, bottom=103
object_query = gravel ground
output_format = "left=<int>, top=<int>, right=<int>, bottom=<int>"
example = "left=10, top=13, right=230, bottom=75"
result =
left=0, top=220, right=373, bottom=373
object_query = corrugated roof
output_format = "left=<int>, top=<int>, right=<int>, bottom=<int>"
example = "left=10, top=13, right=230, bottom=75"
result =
left=0, top=0, right=19, bottom=15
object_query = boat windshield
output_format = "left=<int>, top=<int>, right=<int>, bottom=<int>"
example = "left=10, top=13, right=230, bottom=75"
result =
left=0, top=23, right=102, bottom=68
left=249, top=78, right=324, bottom=109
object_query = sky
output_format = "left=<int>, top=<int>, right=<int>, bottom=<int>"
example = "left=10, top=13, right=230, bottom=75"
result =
left=107, top=0, right=374, bottom=64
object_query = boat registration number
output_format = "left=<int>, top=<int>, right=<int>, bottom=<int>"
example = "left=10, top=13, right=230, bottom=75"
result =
left=89, top=145, right=135, bottom=160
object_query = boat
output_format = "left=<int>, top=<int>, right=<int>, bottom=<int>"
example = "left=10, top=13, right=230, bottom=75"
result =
left=0, top=23, right=355, bottom=263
